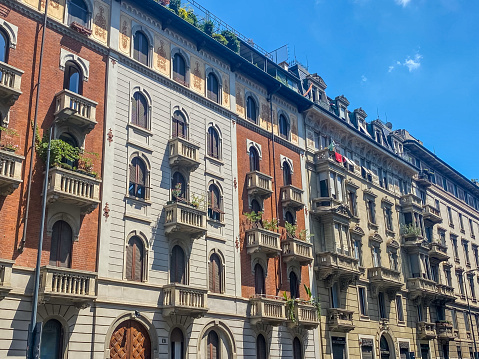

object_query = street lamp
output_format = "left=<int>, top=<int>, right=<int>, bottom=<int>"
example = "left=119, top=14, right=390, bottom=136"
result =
left=463, top=268, right=479, bottom=359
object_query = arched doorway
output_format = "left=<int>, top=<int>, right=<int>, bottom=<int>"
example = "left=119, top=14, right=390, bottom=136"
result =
left=110, top=319, right=151, bottom=359
left=380, top=335, right=391, bottom=359
left=40, top=319, right=64, bottom=359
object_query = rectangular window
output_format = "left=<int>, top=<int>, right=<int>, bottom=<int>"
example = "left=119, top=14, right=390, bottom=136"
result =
left=444, top=268, right=452, bottom=287
left=437, top=306, right=446, bottom=321
left=473, top=246, right=479, bottom=267
left=361, top=345, right=373, bottom=359
left=463, top=240, right=471, bottom=266
left=378, top=292, right=387, bottom=319
left=469, top=275, right=476, bottom=299
left=372, top=246, right=381, bottom=267
left=331, top=282, right=340, bottom=308
left=348, top=191, right=357, bottom=216
left=457, top=346, right=462, bottom=359
left=353, top=237, right=362, bottom=266
left=367, top=199, right=376, bottom=224
left=457, top=273, right=465, bottom=296
left=464, top=311, right=471, bottom=331
left=396, top=295, right=404, bottom=322
left=447, top=207, right=454, bottom=226
left=417, top=304, right=423, bottom=322
left=470, top=219, right=475, bottom=237
left=452, top=236, right=459, bottom=260
left=459, top=214, right=465, bottom=231
left=439, top=230, right=446, bottom=246
left=384, top=206, right=393, bottom=231
left=358, top=286, right=368, bottom=316
left=390, top=252, right=399, bottom=271
left=452, top=309, right=458, bottom=329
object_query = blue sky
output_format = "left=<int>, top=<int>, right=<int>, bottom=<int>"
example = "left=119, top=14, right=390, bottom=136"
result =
left=188, top=0, right=479, bottom=180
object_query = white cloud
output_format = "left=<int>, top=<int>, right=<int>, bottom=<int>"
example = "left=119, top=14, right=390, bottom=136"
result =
left=404, top=53, right=422, bottom=72
left=388, top=66, right=395, bottom=73
left=395, top=0, right=411, bottom=7
left=361, top=75, right=368, bottom=82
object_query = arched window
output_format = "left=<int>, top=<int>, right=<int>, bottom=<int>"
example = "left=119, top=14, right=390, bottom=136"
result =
left=290, top=271, right=299, bottom=299
left=207, top=127, right=221, bottom=159
left=171, top=172, right=186, bottom=201
left=0, top=29, right=9, bottom=63
left=170, top=245, right=186, bottom=284
left=50, top=221, right=73, bottom=268
left=171, top=328, right=184, bottom=359
left=68, top=0, right=89, bottom=28
left=131, top=92, right=148, bottom=129
left=246, top=96, right=257, bottom=123
left=207, top=330, right=220, bottom=359
left=207, top=72, right=219, bottom=103
left=172, top=111, right=187, bottom=139
left=63, top=61, right=83, bottom=94
left=209, top=253, right=222, bottom=293
left=208, top=184, right=222, bottom=221
left=256, top=334, right=267, bottom=359
left=40, top=319, right=63, bottom=359
left=173, top=53, right=186, bottom=85
left=293, top=337, right=302, bottom=359
left=249, top=146, right=260, bottom=172
left=285, top=211, right=295, bottom=226
left=279, top=114, right=290, bottom=140
left=254, top=263, right=265, bottom=295
left=129, top=157, right=148, bottom=199
left=59, top=132, right=79, bottom=168
left=283, top=161, right=292, bottom=186
left=126, top=236, right=144, bottom=282
left=133, top=31, right=149, bottom=66
left=380, top=335, right=390, bottom=359
left=251, top=199, right=262, bottom=214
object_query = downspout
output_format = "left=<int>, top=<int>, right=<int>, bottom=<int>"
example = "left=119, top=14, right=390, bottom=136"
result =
left=18, top=0, right=49, bottom=253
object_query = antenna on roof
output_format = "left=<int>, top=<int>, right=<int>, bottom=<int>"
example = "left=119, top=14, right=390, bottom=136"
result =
left=385, top=113, right=388, bottom=122
left=377, top=108, right=379, bottom=119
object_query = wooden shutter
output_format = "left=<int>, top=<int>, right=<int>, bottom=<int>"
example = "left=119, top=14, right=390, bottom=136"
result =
left=207, top=331, right=219, bottom=359
left=138, top=95, right=147, bottom=129
left=207, top=128, right=212, bottom=156
left=213, top=130, right=219, bottom=159
left=55, top=221, right=72, bottom=268
left=172, top=114, right=178, bottom=138
left=133, top=239, right=143, bottom=282
left=362, top=346, right=373, bottom=359
left=171, top=246, right=185, bottom=284
left=210, top=254, right=221, bottom=293
left=50, top=222, right=60, bottom=266
left=255, top=264, right=265, bottom=295
left=132, top=94, right=138, bottom=125
left=126, top=242, right=133, bottom=281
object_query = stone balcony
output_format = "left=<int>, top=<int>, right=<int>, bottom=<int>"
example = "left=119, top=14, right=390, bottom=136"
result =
left=46, top=167, right=101, bottom=214
left=168, top=136, right=200, bottom=170
left=327, top=308, right=355, bottom=332
left=310, top=197, right=342, bottom=215
left=436, top=322, right=456, bottom=341
left=0, top=259, right=14, bottom=300
left=428, top=242, right=449, bottom=262
left=281, top=237, right=313, bottom=265
left=316, top=252, right=360, bottom=284
left=417, top=321, right=436, bottom=340
left=415, top=173, right=432, bottom=187
left=367, top=267, right=403, bottom=297
left=292, top=302, right=320, bottom=329
left=162, top=283, right=208, bottom=318
left=39, top=266, right=97, bottom=308
left=400, top=193, right=423, bottom=212
left=249, top=295, right=286, bottom=326
left=436, top=284, right=456, bottom=303
left=0, top=149, right=24, bottom=196
left=280, top=185, right=304, bottom=210
left=423, top=205, right=442, bottom=224
left=246, top=171, right=273, bottom=199
left=245, top=228, right=281, bottom=258
left=407, top=277, right=438, bottom=301
left=54, top=89, right=98, bottom=133
left=0, top=61, right=23, bottom=107
left=164, top=201, right=207, bottom=238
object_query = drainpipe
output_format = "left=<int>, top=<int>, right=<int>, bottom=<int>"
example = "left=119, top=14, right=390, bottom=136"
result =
left=18, top=0, right=49, bottom=253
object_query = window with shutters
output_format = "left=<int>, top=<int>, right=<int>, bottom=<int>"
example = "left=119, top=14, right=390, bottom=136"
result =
left=279, top=114, right=290, bottom=140
left=68, top=0, right=89, bottom=28
left=254, top=263, right=265, bottom=295
left=209, top=253, right=222, bottom=293
left=207, top=127, right=221, bottom=159
left=208, top=184, right=223, bottom=222
left=207, top=72, right=220, bottom=103
left=170, top=327, right=184, bottom=359
left=131, top=92, right=149, bottom=129
left=256, top=334, right=267, bottom=359
left=246, top=96, right=257, bottom=123
left=290, top=271, right=299, bottom=299
left=173, top=53, right=186, bottom=86
left=0, top=29, right=9, bottom=63
left=293, top=337, right=302, bottom=359
left=172, top=111, right=187, bottom=139
left=125, top=236, right=144, bottom=282
left=133, top=31, right=149, bottom=66
left=50, top=221, right=73, bottom=268
left=207, top=330, right=220, bottom=359
left=283, top=161, right=292, bottom=186
left=40, top=319, right=64, bottom=359
left=129, top=157, right=149, bottom=200
left=63, top=61, right=83, bottom=94
left=249, top=146, right=260, bottom=172
left=170, top=245, right=186, bottom=284
left=171, top=172, right=186, bottom=201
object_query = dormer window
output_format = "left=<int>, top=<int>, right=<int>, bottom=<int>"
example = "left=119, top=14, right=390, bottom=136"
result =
left=339, top=107, right=345, bottom=119
left=375, top=130, right=382, bottom=145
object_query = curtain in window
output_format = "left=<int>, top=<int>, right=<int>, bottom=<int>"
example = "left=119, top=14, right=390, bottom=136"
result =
left=133, top=31, right=149, bottom=66
left=207, top=73, right=219, bottom=103
left=50, top=221, right=73, bottom=268
left=126, top=236, right=144, bottom=282
left=256, top=334, right=267, bottom=359
left=249, top=146, right=260, bottom=172
left=247, top=96, right=256, bottom=123
left=132, top=92, right=148, bottom=129
left=207, top=331, right=219, bottom=359
left=68, top=0, right=89, bottom=27
left=207, top=127, right=220, bottom=159
left=170, top=245, right=185, bottom=284
left=173, top=54, right=186, bottom=83
left=129, top=157, right=147, bottom=199
left=209, top=254, right=222, bottom=293
left=172, top=111, right=187, bottom=138
left=254, top=263, right=265, bottom=295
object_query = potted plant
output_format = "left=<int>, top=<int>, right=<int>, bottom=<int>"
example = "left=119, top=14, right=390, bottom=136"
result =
left=191, top=194, right=205, bottom=209
left=285, top=221, right=297, bottom=239
left=262, top=218, right=278, bottom=232
left=244, top=211, right=263, bottom=228
left=171, top=183, right=183, bottom=202
left=283, top=291, right=297, bottom=323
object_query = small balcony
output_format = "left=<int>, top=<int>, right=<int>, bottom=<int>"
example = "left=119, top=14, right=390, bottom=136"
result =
left=282, top=237, right=313, bottom=265
left=436, top=322, right=456, bottom=341
left=327, top=308, right=355, bottom=332
left=417, top=321, right=436, bottom=340
left=0, top=149, right=24, bottom=196
left=246, top=171, right=273, bottom=199
left=0, top=61, right=23, bottom=106
left=429, top=242, right=449, bottom=262
left=168, top=136, right=200, bottom=170
left=407, top=277, right=437, bottom=301
left=415, top=173, right=432, bottom=187
left=316, top=252, right=360, bottom=281
left=164, top=201, right=207, bottom=238
left=280, top=185, right=304, bottom=210
left=293, top=302, right=320, bottom=329
left=367, top=267, right=403, bottom=297
left=436, top=284, right=456, bottom=303
left=310, top=197, right=342, bottom=215
left=245, top=228, right=281, bottom=258
left=39, top=266, right=97, bottom=308
left=400, top=193, right=423, bottom=212
left=423, top=205, right=442, bottom=224
left=54, top=89, right=98, bottom=133
left=162, top=283, right=208, bottom=318
left=0, top=259, right=14, bottom=300
left=249, top=295, right=286, bottom=326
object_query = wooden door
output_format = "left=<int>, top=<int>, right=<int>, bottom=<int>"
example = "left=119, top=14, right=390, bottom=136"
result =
left=110, top=320, right=151, bottom=359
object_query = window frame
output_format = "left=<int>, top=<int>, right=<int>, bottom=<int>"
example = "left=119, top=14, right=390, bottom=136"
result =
left=125, top=235, right=146, bottom=282
left=246, top=96, right=257, bottom=123
left=131, top=91, right=150, bottom=130
left=129, top=156, right=150, bottom=200
left=208, top=183, right=224, bottom=222
left=63, top=61, right=83, bottom=94
left=172, top=52, right=187, bottom=86
left=278, top=113, right=290, bottom=140
left=209, top=252, right=223, bottom=294
left=133, top=30, right=150, bottom=66
left=207, top=126, right=221, bottom=160
left=67, top=0, right=90, bottom=28
left=206, top=71, right=220, bottom=103
left=396, top=294, right=405, bottom=323
left=358, top=286, right=369, bottom=317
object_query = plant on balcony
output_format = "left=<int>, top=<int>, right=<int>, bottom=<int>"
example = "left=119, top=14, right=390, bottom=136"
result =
left=200, top=19, right=214, bottom=36
left=283, top=291, right=297, bottom=322
left=212, top=33, right=228, bottom=46
left=191, top=193, right=205, bottom=209
left=263, top=218, right=278, bottom=232
left=401, top=223, right=421, bottom=237
left=171, top=183, right=184, bottom=202
left=285, top=221, right=297, bottom=239
left=0, top=126, right=19, bottom=153
left=178, top=7, right=198, bottom=26
left=244, top=211, right=263, bottom=227
left=168, top=0, right=181, bottom=14
left=304, top=284, right=321, bottom=317
left=221, top=30, right=240, bottom=53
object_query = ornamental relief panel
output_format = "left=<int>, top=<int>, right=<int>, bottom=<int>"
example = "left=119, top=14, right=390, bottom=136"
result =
left=260, top=101, right=270, bottom=130
left=92, top=1, right=109, bottom=44
left=291, top=114, right=298, bottom=144
left=154, top=35, right=170, bottom=75
left=37, top=0, right=64, bottom=21
left=119, top=14, right=131, bottom=55
left=236, top=84, right=244, bottom=116
left=190, top=56, right=204, bottom=94
left=221, top=71, right=229, bottom=107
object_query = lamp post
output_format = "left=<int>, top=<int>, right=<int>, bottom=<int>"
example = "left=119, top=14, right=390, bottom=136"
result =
left=464, top=268, right=479, bottom=359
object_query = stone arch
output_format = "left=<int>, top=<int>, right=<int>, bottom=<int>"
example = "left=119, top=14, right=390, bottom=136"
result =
left=0, top=19, right=18, bottom=49
left=129, top=151, right=151, bottom=170
left=251, top=256, right=268, bottom=278
left=169, top=239, right=191, bottom=284
left=171, top=47, right=191, bottom=70
left=172, top=105, right=191, bottom=124
left=46, top=212, right=80, bottom=242
left=378, top=331, right=396, bottom=359
left=37, top=314, right=70, bottom=359
left=246, top=139, right=262, bottom=159
left=197, top=320, right=237, bottom=359
left=59, top=48, right=90, bottom=81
